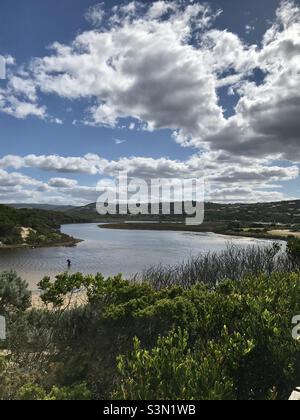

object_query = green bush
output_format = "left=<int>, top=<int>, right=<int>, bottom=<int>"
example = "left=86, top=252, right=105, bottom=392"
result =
left=112, top=272, right=300, bottom=400
left=114, top=328, right=237, bottom=400
left=17, top=383, right=91, bottom=401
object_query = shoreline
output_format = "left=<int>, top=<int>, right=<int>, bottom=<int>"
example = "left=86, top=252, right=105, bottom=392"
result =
left=99, top=222, right=289, bottom=241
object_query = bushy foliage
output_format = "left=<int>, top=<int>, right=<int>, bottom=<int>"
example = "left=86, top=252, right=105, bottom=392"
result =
left=0, top=355, right=90, bottom=401
left=114, top=272, right=300, bottom=400
left=0, top=271, right=31, bottom=315
left=114, top=328, right=237, bottom=400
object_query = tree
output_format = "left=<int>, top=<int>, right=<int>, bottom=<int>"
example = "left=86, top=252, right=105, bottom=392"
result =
left=0, top=271, right=31, bottom=316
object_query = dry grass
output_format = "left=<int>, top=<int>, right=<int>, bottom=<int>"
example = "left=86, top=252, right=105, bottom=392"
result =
left=268, top=230, right=300, bottom=238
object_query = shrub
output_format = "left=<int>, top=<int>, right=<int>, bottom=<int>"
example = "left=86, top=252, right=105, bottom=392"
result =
left=287, top=237, right=300, bottom=267
left=0, top=271, right=31, bottom=315
left=113, top=328, right=237, bottom=400
left=113, top=272, right=300, bottom=400
left=34, top=270, right=300, bottom=400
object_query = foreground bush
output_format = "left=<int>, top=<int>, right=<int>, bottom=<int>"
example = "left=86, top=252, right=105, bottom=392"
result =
left=0, top=247, right=300, bottom=400
left=114, top=328, right=238, bottom=400
left=138, top=242, right=291, bottom=289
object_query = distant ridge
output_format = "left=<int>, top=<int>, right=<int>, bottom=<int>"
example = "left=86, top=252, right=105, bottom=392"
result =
left=6, top=199, right=300, bottom=225
left=7, top=203, right=77, bottom=212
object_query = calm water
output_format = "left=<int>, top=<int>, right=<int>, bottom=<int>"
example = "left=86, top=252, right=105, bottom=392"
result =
left=0, top=223, right=274, bottom=290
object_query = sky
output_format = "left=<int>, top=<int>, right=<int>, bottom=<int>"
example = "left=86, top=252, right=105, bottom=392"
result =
left=0, top=0, right=299, bottom=205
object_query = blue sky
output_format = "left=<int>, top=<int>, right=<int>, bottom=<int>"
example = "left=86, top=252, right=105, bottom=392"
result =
left=0, top=0, right=299, bottom=204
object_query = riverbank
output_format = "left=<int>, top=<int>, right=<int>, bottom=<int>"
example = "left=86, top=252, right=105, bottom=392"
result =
left=99, top=222, right=292, bottom=241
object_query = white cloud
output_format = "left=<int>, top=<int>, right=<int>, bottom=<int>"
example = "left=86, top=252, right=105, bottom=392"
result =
left=0, top=1, right=298, bottom=156
left=0, top=89, right=47, bottom=119
left=0, top=1, right=299, bottom=203
left=198, top=0, right=300, bottom=162
left=206, top=187, right=292, bottom=204
left=8, top=76, right=37, bottom=101
left=28, top=0, right=225, bottom=137
left=147, top=1, right=175, bottom=20
left=17, top=0, right=297, bottom=164
left=128, top=122, right=135, bottom=130
left=0, top=154, right=108, bottom=175
left=0, top=169, right=42, bottom=188
left=0, top=61, right=47, bottom=120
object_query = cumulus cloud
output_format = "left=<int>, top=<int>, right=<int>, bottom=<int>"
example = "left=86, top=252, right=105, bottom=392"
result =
left=201, top=0, right=300, bottom=161
left=0, top=60, right=48, bottom=119
left=206, top=187, right=291, bottom=204
left=0, top=169, right=42, bottom=187
left=1, top=1, right=299, bottom=157
left=0, top=89, right=47, bottom=119
left=26, top=0, right=225, bottom=137
left=0, top=154, right=108, bottom=175
left=85, top=3, right=106, bottom=26
left=7, top=0, right=295, bottom=162
left=0, top=151, right=298, bottom=182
